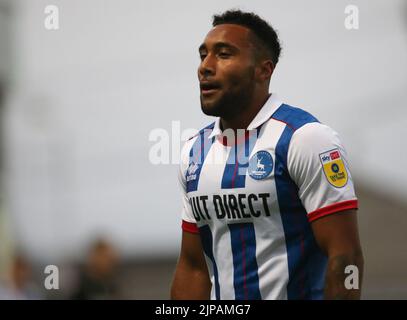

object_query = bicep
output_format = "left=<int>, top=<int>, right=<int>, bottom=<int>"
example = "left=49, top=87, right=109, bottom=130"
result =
left=311, top=209, right=362, bottom=256
left=179, top=230, right=208, bottom=271
left=171, top=230, right=211, bottom=299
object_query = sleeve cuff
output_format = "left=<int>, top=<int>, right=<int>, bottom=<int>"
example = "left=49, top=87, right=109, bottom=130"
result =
left=182, top=220, right=199, bottom=234
left=307, top=199, right=358, bottom=222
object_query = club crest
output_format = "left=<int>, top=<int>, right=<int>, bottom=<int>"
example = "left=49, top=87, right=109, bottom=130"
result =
left=248, top=151, right=273, bottom=180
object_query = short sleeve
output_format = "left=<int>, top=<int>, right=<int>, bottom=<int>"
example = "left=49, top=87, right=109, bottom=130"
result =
left=179, top=139, right=199, bottom=233
left=287, top=122, right=358, bottom=222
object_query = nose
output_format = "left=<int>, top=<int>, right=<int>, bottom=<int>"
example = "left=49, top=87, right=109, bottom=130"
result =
left=198, top=54, right=216, bottom=79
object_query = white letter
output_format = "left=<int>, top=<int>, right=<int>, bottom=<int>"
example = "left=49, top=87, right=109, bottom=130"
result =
left=44, top=5, right=59, bottom=30
left=149, top=128, right=170, bottom=164
left=344, top=5, right=359, bottom=30
left=44, top=265, right=59, bottom=290
left=344, top=265, right=359, bottom=289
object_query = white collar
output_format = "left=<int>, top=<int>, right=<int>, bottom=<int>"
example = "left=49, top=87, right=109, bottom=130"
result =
left=208, top=93, right=283, bottom=139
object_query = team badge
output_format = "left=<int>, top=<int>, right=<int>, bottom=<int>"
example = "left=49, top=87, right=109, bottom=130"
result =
left=319, top=149, right=348, bottom=188
left=248, top=151, right=273, bottom=180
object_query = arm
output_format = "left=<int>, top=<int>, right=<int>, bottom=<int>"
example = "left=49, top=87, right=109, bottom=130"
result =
left=311, top=209, right=364, bottom=299
left=171, top=230, right=211, bottom=299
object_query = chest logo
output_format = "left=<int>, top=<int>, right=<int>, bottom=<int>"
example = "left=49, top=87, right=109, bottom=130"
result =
left=319, top=148, right=348, bottom=188
left=248, top=151, right=274, bottom=180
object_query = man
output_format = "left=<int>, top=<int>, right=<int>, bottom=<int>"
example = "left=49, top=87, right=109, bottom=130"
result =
left=171, top=10, right=363, bottom=300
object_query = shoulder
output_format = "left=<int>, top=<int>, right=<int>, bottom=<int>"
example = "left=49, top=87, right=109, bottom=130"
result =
left=288, top=122, right=346, bottom=170
left=269, top=103, right=321, bottom=157
left=269, top=103, right=341, bottom=144
left=270, top=103, right=343, bottom=158
left=291, top=122, right=342, bottom=149
left=270, top=103, right=319, bottom=132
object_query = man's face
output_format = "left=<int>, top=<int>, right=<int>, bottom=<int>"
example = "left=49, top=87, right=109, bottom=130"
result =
left=198, top=24, right=258, bottom=119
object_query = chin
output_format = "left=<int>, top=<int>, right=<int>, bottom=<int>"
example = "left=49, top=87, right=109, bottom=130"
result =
left=200, top=92, right=242, bottom=118
left=200, top=101, right=222, bottom=117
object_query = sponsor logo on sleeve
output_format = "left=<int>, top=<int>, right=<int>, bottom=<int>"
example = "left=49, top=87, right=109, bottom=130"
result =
left=319, top=148, right=348, bottom=188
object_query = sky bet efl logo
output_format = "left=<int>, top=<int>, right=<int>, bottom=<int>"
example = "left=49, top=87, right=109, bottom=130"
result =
left=319, top=149, right=348, bottom=188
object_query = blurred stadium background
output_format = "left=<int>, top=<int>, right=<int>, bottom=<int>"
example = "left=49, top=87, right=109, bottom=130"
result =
left=0, top=0, right=406, bottom=299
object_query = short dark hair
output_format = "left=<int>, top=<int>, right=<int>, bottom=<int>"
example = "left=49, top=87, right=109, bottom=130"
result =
left=212, top=10, right=282, bottom=66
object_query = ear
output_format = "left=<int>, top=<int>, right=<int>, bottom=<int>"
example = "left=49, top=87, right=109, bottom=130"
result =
left=256, top=60, right=274, bottom=82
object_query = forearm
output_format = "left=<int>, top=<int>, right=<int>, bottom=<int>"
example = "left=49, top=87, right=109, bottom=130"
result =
left=324, top=251, right=364, bottom=299
left=171, top=261, right=211, bottom=300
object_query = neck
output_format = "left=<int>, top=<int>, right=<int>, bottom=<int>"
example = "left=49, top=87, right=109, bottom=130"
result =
left=220, top=90, right=271, bottom=132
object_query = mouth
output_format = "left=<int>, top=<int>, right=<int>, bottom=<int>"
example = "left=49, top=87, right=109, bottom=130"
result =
left=200, top=82, right=221, bottom=96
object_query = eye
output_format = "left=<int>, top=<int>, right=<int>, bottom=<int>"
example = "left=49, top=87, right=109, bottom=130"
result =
left=218, top=52, right=231, bottom=58
left=199, top=53, right=207, bottom=61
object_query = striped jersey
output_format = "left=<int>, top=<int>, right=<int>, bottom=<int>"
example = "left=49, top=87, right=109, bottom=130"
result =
left=178, top=94, right=358, bottom=300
